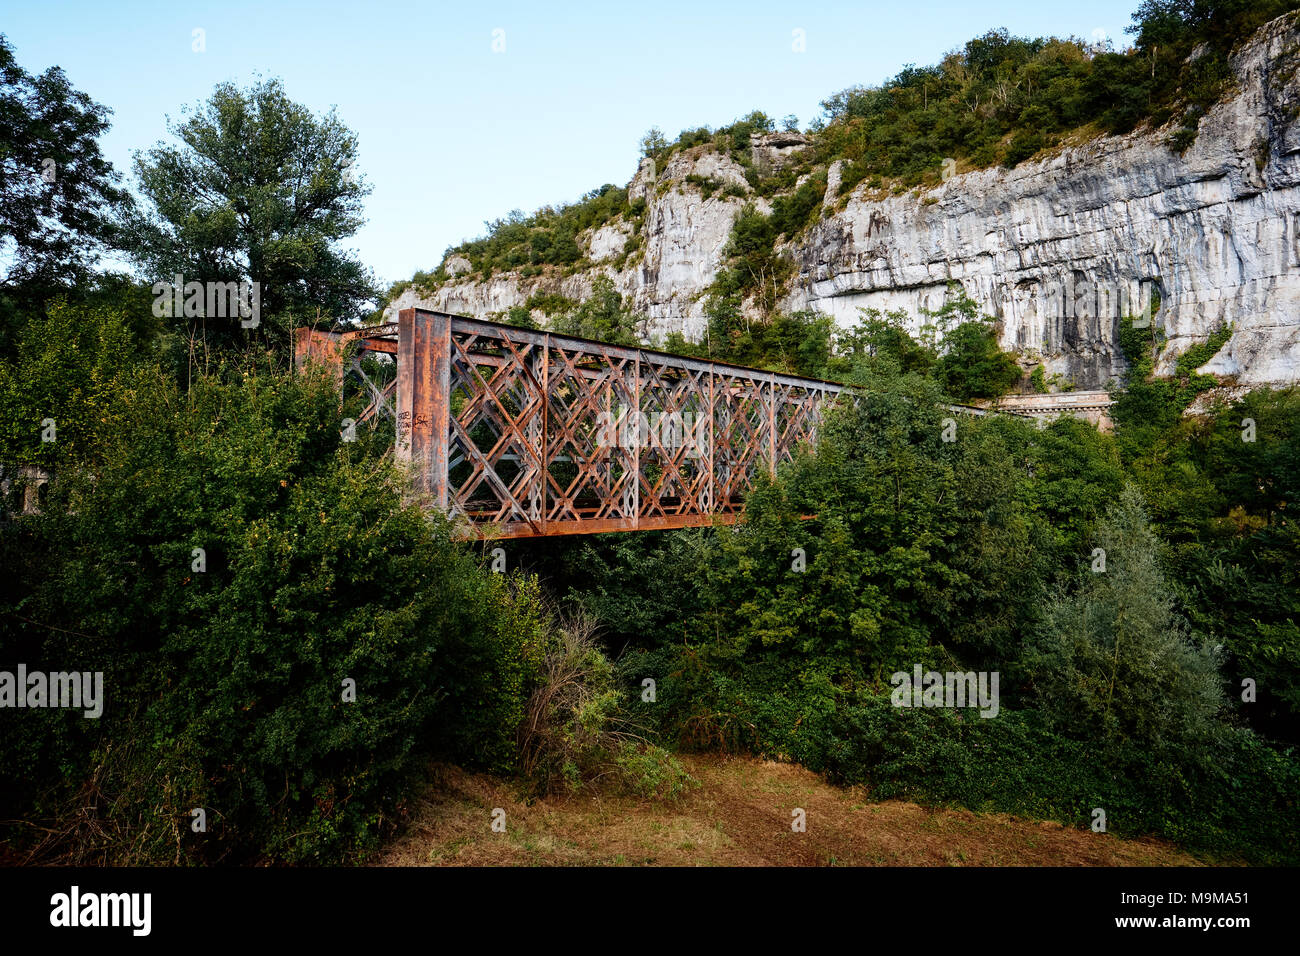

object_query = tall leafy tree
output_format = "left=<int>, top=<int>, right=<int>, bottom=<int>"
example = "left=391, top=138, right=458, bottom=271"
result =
left=925, top=288, right=1023, bottom=401
left=123, top=78, right=377, bottom=357
left=0, top=35, right=131, bottom=308
left=1027, top=484, right=1225, bottom=746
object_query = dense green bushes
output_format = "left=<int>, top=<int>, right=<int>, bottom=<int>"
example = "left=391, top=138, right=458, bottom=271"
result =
left=563, top=360, right=1300, bottom=864
left=548, top=275, right=642, bottom=345
left=1110, top=335, right=1300, bottom=742
left=0, top=298, right=138, bottom=470
left=817, top=699, right=1298, bottom=864
left=818, top=2, right=1300, bottom=188
left=0, top=300, right=558, bottom=863
left=517, top=610, right=693, bottom=800
left=616, top=649, right=1298, bottom=862
left=620, top=640, right=1297, bottom=863
left=438, top=184, right=629, bottom=280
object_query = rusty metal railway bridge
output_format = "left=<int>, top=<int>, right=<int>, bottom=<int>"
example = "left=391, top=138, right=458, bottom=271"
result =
left=295, top=309, right=844, bottom=539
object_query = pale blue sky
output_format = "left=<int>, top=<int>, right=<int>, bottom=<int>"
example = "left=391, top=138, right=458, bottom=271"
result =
left=5, top=0, right=1141, bottom=290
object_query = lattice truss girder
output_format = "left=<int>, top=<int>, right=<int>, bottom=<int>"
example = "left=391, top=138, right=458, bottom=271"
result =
left=293, top=312, right=841, bottom=538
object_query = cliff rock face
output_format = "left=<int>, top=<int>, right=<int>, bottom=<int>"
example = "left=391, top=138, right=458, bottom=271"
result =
left=389, top=147, right=764, bottom=334
left=389, top=14, right=1300, bottom=388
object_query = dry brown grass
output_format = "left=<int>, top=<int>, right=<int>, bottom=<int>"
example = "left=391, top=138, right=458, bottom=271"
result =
left=372, top=752, right=1202, bottom=867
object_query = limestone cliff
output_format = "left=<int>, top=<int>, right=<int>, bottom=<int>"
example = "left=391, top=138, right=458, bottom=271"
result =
left=388, top=13, right=1300, bottom=389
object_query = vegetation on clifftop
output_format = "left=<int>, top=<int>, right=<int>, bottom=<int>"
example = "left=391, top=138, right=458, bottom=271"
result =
left=395, top=0, right=1300, bottom=303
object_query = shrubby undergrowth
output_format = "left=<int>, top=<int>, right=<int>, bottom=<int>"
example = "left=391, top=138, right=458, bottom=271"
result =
left=0, top=298, right=669, bottom=863
left=558, top=362, right=1300, bottom=864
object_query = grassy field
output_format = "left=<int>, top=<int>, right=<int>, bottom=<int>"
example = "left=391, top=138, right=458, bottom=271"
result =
left=375, top=753, right=1202, bottom=867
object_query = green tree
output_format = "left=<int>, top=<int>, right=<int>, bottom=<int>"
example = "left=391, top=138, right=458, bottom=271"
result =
left=551, top=275, right=641, bottom=345
left=639, top=127, right=668, bottom=157
left=829, top=308, right=936, bottom=380
left=933, top=320, right=1023, bottom=401
left=0, top=35, right=131, bottom=309
left=1027, top=484, right=1224, bottom=746
left=123, top=78, right=377, bottom=357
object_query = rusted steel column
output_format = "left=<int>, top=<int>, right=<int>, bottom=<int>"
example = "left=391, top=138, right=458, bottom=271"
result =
left=768, top=372, right=777, bottom=478
left=632, top=351, right=641, bottom=529
left=292, top=327, right=314, bottom=371
left=396, top=309, right=451, bottom=509
left=293, top=327, right=346, bottom=397
left=395, top=312, right=414, bottom=468
left=541, top=333, right=550, bottom=534
left=706, top=368, right=715, bottom=514
left=427, top=312, right=452, bottom=512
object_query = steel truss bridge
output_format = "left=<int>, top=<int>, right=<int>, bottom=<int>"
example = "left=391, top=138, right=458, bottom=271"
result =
left=294, top=309, right=844, bottom=538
